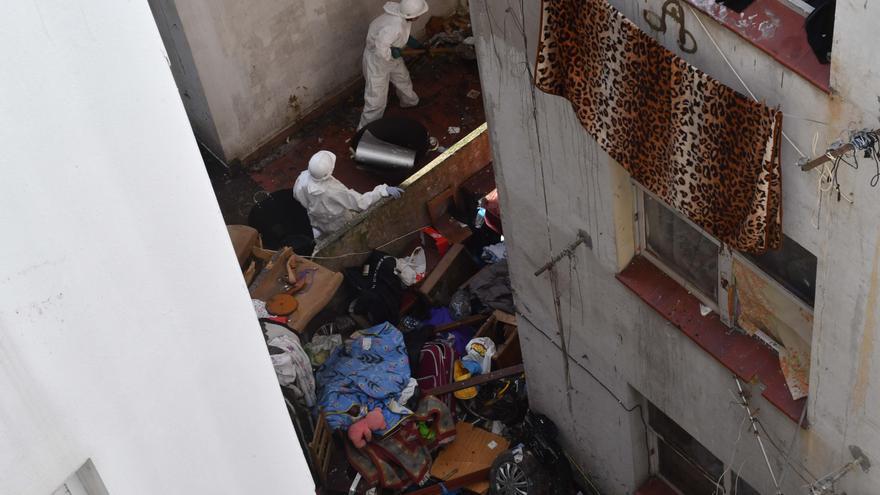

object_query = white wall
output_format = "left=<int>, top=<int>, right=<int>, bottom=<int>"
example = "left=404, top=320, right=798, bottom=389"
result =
left=0, top=2, right=312, bottom=494
left=471, top=0, right=880, bottom=493
left=150, top=0, right=460, bottom=161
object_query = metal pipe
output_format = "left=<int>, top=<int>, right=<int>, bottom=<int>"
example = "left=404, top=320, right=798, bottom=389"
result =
left=735, top=377, right=783, bottom=494
left=353, top=130, right=417, bottom=170
left=533, top=230, right=592, bottom=277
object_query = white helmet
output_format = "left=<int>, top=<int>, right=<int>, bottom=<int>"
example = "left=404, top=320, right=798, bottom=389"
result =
left=401, top=0, right=429, bottom=18
left=308, top=151, right=336, bottom=181
left=384, top=0, right=428, bottom=19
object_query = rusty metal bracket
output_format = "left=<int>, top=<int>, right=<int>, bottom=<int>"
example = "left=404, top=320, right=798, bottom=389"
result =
left=534, top=230, right=592, bottom=277
left=644, top=0, right=698, bottom=54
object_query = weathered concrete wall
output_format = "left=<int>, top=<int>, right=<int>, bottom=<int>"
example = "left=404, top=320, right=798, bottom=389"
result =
left=471, top=0, right=880, bottom=493
left=151, top=0, right=458, bottom=161
left=314, top=123, right=491, bottom=272
left=0, top=1, right=312, bottom=493
left=148, top=0, right=223, bottom=158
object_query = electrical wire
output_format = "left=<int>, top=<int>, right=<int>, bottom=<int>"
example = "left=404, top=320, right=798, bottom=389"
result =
left=713, top=410, right=751, bottom=495
left=515, top=310, right=654, bottom=472
left=734, top=377, right=783, bottom=494
left=301, top=226, right=428, bottom=260
left=754, top=418, right=818, bottom=486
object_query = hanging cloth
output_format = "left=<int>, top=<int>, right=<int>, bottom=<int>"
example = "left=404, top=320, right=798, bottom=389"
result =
left=534, top=0, right=782, bottom=253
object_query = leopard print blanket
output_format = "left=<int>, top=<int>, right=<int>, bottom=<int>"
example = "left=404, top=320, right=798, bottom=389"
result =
left=534, top=0, right=782, bottom=253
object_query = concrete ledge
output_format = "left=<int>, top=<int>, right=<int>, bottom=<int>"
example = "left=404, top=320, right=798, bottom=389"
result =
left=313, top=123, right=492, bottom=272
left=616, top=256, right=807, bottom=425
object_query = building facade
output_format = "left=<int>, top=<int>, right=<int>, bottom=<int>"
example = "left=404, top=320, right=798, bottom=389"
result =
left=471, top=0, right=880, bottom=493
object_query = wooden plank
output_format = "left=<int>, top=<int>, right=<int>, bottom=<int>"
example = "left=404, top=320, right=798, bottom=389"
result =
left=405, top=468, right=492, bottom=495
left=313, top=124, right=491, bottom=273
left=429, top=314, right=488, bottom=336
left=493, top=310, right=517, bottom=326
left=425, top=364, right=525, bottom=396
left=418, top=243, right=478, bottom=304
left=800, top=130, right=880, bottom=171
left=431, top=422, right=509, bottom=494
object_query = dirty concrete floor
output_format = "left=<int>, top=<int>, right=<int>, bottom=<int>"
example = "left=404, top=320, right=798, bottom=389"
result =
left=206, top=56, right=485, bottom=226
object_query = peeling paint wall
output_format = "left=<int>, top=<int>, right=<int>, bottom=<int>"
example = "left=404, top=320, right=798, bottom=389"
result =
left=0, top=1, right=312, bottom=493
left=149, top=0, right=458, bottom=161
left=471, top=0, right=880, bottom=493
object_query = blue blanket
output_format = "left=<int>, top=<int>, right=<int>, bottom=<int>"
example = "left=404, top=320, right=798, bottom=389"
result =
left=315, top=322, right=411, bottom=433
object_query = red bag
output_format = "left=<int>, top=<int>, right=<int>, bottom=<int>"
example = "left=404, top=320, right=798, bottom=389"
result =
left=416, top=340, right=456, bottom=416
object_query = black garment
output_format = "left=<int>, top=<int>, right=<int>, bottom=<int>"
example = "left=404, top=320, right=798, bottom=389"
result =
left=805, top=0, right=835, bottom=64
left=247, top=190, right=315, bottom=253
left=467, top=260, right=515, bottom=314
left=344, top=251, right=403, bottom=325
left=715, top=0, right=754, bottom=13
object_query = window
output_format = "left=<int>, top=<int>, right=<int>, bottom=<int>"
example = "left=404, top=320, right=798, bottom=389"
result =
left=732, top=473, right=762, bottom=495
left=634, top=185, right=818, bottom=398
left=644, top=194, right=719, bottom=302
left=646, top=401, right=763, bottom=494
left=680, top=0, right=833, bottom=92
left=635, top=185, right=817, bottom=314
left=745, top=235, right=817, bottom=307
left=650, top=403, right=725, bottom=493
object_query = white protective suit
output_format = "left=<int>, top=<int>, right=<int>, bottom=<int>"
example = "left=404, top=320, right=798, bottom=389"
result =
left=293, top=151, right=396, bottom=238
left=357, top=1, right=429, bottom=130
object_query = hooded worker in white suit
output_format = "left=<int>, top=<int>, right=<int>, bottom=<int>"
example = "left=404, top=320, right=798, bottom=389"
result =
left=293, top=151, right=404, bottom=238
left=357, top=0, right=430, bottom=130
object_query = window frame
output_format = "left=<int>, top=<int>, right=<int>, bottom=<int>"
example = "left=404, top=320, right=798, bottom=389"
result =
left=633, top=184, right=731, bottom=324
left=632, top=182, right=815, bottom=333
left=644, top=399, right=762, bottom=495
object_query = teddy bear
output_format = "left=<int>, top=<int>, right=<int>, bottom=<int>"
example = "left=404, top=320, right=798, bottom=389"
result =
left=347, top=408, right=387, bottom=448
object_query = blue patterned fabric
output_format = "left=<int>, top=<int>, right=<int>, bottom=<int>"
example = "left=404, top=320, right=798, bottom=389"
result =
left=315, top=322, right=412, bottom=433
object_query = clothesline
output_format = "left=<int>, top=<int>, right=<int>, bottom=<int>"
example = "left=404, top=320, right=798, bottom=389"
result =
left=685, top=5, right=807, bottom=159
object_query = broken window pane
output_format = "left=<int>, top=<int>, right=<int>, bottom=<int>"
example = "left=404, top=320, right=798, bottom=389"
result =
left=732, top=472, right=762, bottom=494
left=644, top=195, right=718, bottom=300
left=658, top=440, right=724, bottom=494
left=733, top=258, right=813, bottom=400
left=745, top=235, right=816, bottom=307
left=649, top=403, right=725, bottom=494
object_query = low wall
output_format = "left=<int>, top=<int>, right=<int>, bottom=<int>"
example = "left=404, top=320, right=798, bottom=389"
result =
left=314, top=123, right=491, bottom=272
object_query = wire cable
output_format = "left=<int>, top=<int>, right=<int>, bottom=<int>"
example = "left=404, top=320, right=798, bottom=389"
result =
left=713, top=410, right=751, bottom=495
left=515, top=310, right=653, bottom=472
left=685, top=5, right=807, bottom=160
left=301, top=226, right=428, bottom=260
left=754, top=418, right=817, bottom=486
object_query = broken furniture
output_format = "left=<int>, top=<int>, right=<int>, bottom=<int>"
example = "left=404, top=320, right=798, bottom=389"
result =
left=226, top=224, right=274, bottom=285
left=474, top=310, right=523, bottom=369
left=249, top=247, right=343, bottom=333
left=427, top=187, right=472, bottom=245
left=430, top=421, right=510, bottom=494
left=308, top=412, right=333, bottom=487
left=418, top=243, right=478, bottom=305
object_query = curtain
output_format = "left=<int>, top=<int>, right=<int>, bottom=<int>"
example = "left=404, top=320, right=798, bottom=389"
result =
left=534, top=0, right=782, bottom=253
left=734, top=260, right=811, bottom=400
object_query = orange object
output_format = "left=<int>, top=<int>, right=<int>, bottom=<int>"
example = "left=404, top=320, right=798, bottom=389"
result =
left=266, top=294, right=299, bottom=316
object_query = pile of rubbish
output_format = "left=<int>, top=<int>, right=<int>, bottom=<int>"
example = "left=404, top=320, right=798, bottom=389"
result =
left=230, top=182, right=574, bottom=493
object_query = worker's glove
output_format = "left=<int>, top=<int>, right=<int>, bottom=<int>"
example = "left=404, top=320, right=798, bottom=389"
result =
left=386, top=186, right=404, bottom=199
left=406, top=36, right=424, bottom=49
left=391, top=47, right=403, bottom=59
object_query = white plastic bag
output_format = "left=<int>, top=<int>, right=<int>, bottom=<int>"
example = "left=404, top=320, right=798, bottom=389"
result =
left=462, top=337, right=496, bottom=374
left=395, top=247, right=426, bottom=286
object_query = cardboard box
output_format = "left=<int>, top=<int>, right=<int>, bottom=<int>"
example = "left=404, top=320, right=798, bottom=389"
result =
left=430, top=422, right=509, bottom=494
